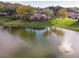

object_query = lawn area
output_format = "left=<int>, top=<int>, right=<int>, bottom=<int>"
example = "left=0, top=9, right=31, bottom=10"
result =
left=0, top=17, right=52, bottom=29
left=0, top=17, right=79, bottom=31
left=0, top=17, right=24, bottom=27
left=3, top=20, right=24, bottom=27
left=51, top=17, right=79, bottom=31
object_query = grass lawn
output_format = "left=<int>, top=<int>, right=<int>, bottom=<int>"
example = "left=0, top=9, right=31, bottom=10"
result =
left=3, top=20, right=24, bottom=27
left=0, top=17, right=24, bottom=27
left=1, top=17, right=79, bottom=31
left=51, top=17, right=79, bottom=31
left=0, top=17, right=52, bottom=29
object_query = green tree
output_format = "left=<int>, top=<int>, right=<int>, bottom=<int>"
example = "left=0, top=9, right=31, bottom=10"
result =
left=0, top=2, right=5, bottom=11
left=57, top=8, right=68, bottom=20
left=4, top=3, right=16, bottom=15
left=16, top=5, right=28, bottom=17
left=16, top=5, right=36, bottom=21
left=24, top=5, right=36, bottom=21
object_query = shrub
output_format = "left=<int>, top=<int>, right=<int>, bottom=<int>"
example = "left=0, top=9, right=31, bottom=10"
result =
left=29, top=14, right=48, bottom=21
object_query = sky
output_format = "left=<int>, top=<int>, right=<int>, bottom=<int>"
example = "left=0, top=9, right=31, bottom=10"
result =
left=1, top=1, right=79, bottom=8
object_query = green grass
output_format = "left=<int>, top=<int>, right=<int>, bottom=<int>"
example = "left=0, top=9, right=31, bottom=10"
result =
left=0, top=17, right=24, bottom=27
left=51, top=17, right=79, bottom=31
left=68, top=22, right=79, bottom=31
left=0, top=16, right=79, bottom=31
left=0, top=17, right=52, bottom=29
left=3, top=20, right=24, bottom=27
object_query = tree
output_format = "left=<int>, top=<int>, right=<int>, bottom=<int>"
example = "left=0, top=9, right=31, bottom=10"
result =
left=16, top=5, right=27, bottom=17
left=47, top=6, right=63, bottom=17
left=4, top=3, right=16, bottom=15
left=43, top=8, right=54, bottom=17
left=0, top=2, right=5, bottom=11
left=57, top=8, right=68, bottom=20
left=16, top=5, right=36, bottom=21
left=24, top=5, right=36, bottom=20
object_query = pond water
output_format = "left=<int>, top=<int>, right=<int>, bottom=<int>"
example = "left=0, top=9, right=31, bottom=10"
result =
left=0, top=26, right=79, bottom=58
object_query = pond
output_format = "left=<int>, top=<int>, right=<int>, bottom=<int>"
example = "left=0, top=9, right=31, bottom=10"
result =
left=0, top=26, right=79, bottom=58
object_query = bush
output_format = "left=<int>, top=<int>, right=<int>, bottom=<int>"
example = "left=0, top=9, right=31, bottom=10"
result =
left=29, top=14, right=48, bottom=21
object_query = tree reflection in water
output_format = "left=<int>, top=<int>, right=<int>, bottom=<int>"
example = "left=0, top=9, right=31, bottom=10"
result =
left=1, top=26, right=75, bottom=57
left=3, top=27, right=36, bottom=41
left=43, top=27, right=74, bottom=56
left=43, top=27, right=64, bottom=37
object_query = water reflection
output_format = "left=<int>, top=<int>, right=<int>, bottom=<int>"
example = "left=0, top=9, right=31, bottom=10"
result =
left=56, top=27, right=79, bottom=57
left=0, top=28, right=28, bottom=57
left=43, top=27, right=64, bottom=37
left=0, top=26, right=79, bottom=57
left=1, top=27, right=63, bottom=57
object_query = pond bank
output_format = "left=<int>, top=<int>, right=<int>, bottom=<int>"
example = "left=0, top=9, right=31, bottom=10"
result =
left=51, top=18, right=79, bottom=31
left=1, top=17, right=79, bottom=31
left=0, top=20, right=52, bottom=29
